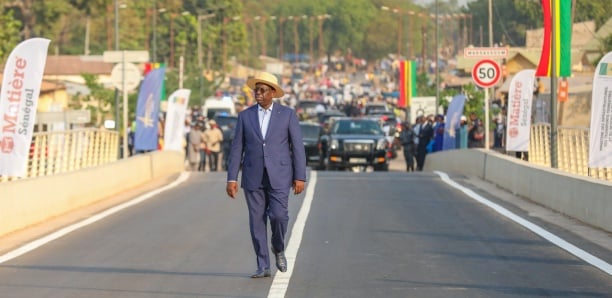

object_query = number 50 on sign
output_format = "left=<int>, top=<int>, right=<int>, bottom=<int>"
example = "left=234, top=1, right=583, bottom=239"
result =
left=471, top=59, right=501, bottom=88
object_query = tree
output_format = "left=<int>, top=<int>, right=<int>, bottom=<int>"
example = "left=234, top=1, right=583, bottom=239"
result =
left=462, top=83, right=486, bottom=127
left=70, top=74, right=116, bottom=127
left=0, top=9, right=22, bottom=63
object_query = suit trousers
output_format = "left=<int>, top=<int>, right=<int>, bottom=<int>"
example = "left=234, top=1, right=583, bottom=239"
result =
left=416, top=143, right=428, bottom=171
left=244, top=169, right=290, bottom=270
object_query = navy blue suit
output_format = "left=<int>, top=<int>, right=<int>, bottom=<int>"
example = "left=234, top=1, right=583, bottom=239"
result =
left=227, top=103, right=306, bottom=270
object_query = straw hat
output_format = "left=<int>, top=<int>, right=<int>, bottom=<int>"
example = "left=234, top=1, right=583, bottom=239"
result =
left=247, top=72, right=284, bottom=98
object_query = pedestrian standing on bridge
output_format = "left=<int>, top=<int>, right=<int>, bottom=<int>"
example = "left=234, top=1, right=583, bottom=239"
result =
left=399, top=121, right=416, bottom=172
left=226, top=71, right=307, bottom=278
left=187, top=122, right=202, bottom=171
left=204, top=119, right=223, bottom=171
left=415, top=115, right=433, bottom=171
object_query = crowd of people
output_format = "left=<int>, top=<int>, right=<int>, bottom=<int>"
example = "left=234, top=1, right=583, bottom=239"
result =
left=184, top=107, right=227, bottom=172
left=397, top=112, right=486, bottom=172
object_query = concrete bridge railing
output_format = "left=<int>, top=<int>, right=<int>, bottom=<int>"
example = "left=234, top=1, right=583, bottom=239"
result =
left=0, top=150, right=185, bottom=239
left=424, top=149, right=612, bottom=233
left=3, top=147, right=610, bottom=240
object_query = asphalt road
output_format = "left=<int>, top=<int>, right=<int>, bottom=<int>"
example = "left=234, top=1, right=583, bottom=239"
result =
left=1, top=155, right=611, bottom=297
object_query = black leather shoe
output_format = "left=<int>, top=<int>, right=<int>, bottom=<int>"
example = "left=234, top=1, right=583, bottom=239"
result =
left=275, top=252, right=287, bottom=272
left=250, top=268, right=271, bottom=278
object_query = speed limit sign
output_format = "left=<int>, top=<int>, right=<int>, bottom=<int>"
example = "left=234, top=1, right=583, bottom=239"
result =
left=472, top=59, right=501, bottom=88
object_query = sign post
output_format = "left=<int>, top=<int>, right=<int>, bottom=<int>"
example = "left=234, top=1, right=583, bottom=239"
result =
left=472, top=59, right=501, bottom=150
left=104, top=51, right=147, bottom=158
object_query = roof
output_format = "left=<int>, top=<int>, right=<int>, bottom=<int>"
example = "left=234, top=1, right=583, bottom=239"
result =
left=456, top=48, right=585, bottom=75
left=583, top=16, right=612, bottom=52
left=44, top=55, right=114, bottom=75
left=0, top=74, right=65, bottom=92
left=525, top=21, right=596, bottom=48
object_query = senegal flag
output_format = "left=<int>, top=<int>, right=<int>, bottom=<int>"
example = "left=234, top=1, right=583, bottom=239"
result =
left=398, top=60, right=417, bottom=108
left=536, top=0, right=572, bottom=77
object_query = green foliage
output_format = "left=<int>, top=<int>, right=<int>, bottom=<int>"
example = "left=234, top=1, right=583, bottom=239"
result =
left=462, top=83, right=485, bottom=124
left=416, top=72, right=435, bottom=97
left=470, top=0, right=612, bottom=47
left=0, top=0, right=607, bottom=120
left=0, top=10, right=22, bottom=63
left=325, top=0, right=376, bottom=56
left=70, top=74, right=116, bottom=126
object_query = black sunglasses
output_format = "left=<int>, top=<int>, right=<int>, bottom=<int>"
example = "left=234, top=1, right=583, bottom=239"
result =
left=254, top=86, right=274, bottom=94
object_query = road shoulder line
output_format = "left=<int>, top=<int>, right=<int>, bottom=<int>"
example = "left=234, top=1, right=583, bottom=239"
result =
left=434, top=171, right=612, bottom=276
left=0, top=172, right=191, bottom=264
left=268, top=171, right=318, bottom=297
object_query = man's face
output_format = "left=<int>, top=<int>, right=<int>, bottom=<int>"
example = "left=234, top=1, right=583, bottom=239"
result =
left=254, top=83, right=275, bottom=108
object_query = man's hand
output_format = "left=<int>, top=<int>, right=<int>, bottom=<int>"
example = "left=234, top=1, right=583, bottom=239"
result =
left=226, top=182, right=238, bottom=199
left=292, top=180, right=305, bottom=195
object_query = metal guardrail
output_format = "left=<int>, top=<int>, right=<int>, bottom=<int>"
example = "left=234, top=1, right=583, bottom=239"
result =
left=530, top=124, right=612, bottom=182
left=0, top=129, right=119, bottom=182
left=2, top=125, right=609, bottom=183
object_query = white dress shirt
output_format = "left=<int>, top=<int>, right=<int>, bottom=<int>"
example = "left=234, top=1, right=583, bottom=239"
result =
left=258, top=103, right=273, bottom=139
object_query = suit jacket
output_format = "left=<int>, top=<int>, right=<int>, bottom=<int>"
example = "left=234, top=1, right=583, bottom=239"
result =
left=418, top=122, right=434, bottom=149
left=227, top=104, right=307, bottom=191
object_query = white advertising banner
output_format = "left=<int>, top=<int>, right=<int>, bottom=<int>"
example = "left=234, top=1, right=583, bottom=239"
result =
left=505, top=69, right=535, bottom=152
left=163, top=89, right=191, bottom=152
left=588, top=51, right=612, bottom=168
left=0, top=38, right=51, bottom=177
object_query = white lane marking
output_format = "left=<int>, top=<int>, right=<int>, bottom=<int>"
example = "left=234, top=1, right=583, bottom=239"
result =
left=0, top=172, right=191, bottom=264
left=434, top=171, right=612, bottom=276
left=268, top=171, right=318, bottom=298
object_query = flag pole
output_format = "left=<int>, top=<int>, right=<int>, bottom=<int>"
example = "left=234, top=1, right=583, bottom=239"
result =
left=550, top=0, right=558, bottom=168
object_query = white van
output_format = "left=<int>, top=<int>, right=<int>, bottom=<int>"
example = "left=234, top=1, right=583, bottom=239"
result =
left=202, top=97, right=236, bottom=119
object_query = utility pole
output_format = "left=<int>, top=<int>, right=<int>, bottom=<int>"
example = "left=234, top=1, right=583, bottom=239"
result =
left=152, top=0, right=157, bottom=62
left=550, top=0, right=558, bottom=168
left=114, top=0, right=120, bottom=158
left=279, top=17, right=285, bottom=60
left=484, top=0, right=493, bottom=150
left=435, top=0, right=440, bottom=114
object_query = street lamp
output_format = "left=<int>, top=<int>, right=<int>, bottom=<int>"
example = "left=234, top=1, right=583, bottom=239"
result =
left=317, top=14, right=331, bottom=61
left=435, top=0, right=439, bottom=115
left=152, top=0, right=157, bottom=62
left=222, top=15, right=241, bottom=71
left=254, top=16, right=268, bottom=56
left=196, top=12, right=215, bottom=68
left=381, top=6, right=402, bottom=58
left=381, top=6, right=422, bottom=59
left=277, top=16, right=286, bottom=60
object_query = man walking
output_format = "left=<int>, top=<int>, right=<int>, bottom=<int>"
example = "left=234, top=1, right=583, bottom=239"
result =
left=226, top=71, right=307, bottom=278
left=416, top=115, right=434, bottom=171
left=204, top=119, right=223, bottom=171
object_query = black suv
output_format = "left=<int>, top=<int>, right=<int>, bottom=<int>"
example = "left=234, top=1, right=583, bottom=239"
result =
left=299, top=122, right=324, bottom=170
left=324, top=118, right=389, bottom=171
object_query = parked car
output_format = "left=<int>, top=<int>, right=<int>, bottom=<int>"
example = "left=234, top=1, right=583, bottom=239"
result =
left=324, top=118, right=390, bottom=171
left=365, top=112, right=401, bottom=158
left=299, top=122, right=324, bottom=169
left=296, top=100, right=326, bottom=121
left=363, top=102, right=389, bottom=115
left=316, top=109, right=346, bottom=126
left=202, top=98, right=236, bottom=119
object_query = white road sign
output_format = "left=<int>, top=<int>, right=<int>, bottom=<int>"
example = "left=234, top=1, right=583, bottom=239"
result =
left=471, top=59, right=501, bottom=88
left=464, top=47, right=508, bottom=58
left=110, top=62, right=141, bottom=91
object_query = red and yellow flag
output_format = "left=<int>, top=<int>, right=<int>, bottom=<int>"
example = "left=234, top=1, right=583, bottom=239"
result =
left=399, top=60, right=417, bottom=108
left=536, top=0, right=572, bottom=77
